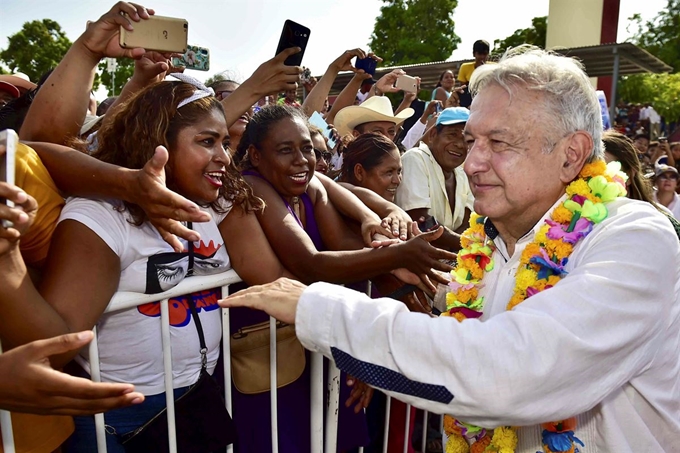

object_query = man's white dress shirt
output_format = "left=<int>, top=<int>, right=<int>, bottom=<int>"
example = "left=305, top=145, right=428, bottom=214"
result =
left=296, top=197, right=680, bottom=452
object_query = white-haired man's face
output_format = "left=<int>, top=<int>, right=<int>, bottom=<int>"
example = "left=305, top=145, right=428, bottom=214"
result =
left=463, top=84, right=585, bottom=240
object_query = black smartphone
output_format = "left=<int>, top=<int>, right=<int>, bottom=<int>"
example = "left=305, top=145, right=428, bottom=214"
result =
left=417, top=216, right=439, bottom=232
left=355, top=57, right=377, bottom=75
left=275, top=20, right=310, bottom=66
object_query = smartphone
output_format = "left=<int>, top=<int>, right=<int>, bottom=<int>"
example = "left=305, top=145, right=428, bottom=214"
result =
left=119, top=15, right=188, bottom=53
left=395, top=74, right=418, bottom=94
left=309, top=111, right=337, bottom=149
left=171, top=45, right=210, bottom=71
left=0, top=129, right=18, bottom=228
left=355, top=57, right=377, bottom=75
left=275, top=20, right=310, bottom=66
left=659, top=136, right=668, bottom=142
left=417, top=216, right=439, bottom=232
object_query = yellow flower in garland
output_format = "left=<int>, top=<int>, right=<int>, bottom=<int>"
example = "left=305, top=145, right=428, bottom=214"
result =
left=515, top=267, right=537, bottom=292
left=488, top=427, right=518, bottom=453
left=565, top=179, right=590, bottom=198
left=446, top=433, right=470, bottom=453
left=552, top=206, right=573, bottom=224
left=579, top=160, right=607, bottom=179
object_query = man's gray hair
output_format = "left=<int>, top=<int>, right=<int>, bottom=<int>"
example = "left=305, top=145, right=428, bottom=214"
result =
left=469, top=46, right=604, bottom=161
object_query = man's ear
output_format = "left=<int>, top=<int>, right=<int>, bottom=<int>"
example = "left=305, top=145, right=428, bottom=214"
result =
left=354, top=163, right=366, bottom=183
left=248, top=144, right=261, bottom=168
left=352, top=129, right=361, bottom=139
left=560, top=131, right=592, bottom=184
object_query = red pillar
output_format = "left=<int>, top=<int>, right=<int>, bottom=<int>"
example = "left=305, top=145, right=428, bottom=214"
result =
left=597, top=0, right=621, bottom=106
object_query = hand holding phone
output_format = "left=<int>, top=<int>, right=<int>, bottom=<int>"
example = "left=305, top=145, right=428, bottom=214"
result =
left=275, top=20, right=310, bottom=66
left=171, top=45, right=210, bottom=71
left=119, top=15, right=188, bottom=53
left=395, top=74, right=418, bottom=94
left=355, top=57, right=378, bottom=75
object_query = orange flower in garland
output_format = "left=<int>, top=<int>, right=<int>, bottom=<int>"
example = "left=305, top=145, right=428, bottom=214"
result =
left=441, top=161, right=627, bottom=453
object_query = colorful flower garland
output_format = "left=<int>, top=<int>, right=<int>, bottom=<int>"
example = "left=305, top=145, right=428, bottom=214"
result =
left=441, top=160, right=627, bottom=453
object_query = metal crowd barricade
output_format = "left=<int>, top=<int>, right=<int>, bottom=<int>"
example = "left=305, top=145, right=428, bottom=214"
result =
left=0, top=271, right=439, bottom=452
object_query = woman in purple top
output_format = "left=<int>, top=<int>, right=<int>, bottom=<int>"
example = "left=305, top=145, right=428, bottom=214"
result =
left=228, top=105, right=456, bottom=452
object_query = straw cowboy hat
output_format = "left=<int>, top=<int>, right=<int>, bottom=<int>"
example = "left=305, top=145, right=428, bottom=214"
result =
left=335, top=96, right=414, bottom=136
left=0, top=73, right=37, bottom=93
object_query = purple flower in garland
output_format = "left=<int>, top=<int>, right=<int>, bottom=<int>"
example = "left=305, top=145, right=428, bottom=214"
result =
left=546, top=218, right=593, bottom=244
left=530, top=249, right=568, bottom=280
left=526, top=285, right=554, bottom=298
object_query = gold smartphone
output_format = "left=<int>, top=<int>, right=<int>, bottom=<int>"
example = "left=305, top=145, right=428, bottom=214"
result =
left=119, top=15, right=188, bottom=53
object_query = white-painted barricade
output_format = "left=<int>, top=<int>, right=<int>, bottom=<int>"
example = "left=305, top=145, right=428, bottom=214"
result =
left=0, top=271, right=440, bottom=452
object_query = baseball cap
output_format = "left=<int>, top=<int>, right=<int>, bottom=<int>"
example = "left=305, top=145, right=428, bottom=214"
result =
left=436, top=107, right=470, bottom=126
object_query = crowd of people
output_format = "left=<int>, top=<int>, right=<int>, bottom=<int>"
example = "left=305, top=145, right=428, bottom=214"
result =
left=0, top=2, right=678, bottom=453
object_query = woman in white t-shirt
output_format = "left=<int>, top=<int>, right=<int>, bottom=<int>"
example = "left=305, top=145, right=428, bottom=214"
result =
left=23, top=77, right=293, bottom=452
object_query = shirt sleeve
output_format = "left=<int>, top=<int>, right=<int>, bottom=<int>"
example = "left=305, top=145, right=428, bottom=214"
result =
left=401, top=119, right=427, bottom=151
left=395, top=150, right=432, bottom=212
left=58, top=198, right=129, bottom=257
left=295, top=208, right=679, bottom=428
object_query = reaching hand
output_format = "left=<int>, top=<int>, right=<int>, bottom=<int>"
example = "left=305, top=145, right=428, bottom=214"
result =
left=396, top=227, right=457, bottom=285
left=219, top=278, right=307, bottom=325
left=0, top=331, right=144, bottom=415
left=330, top=48, right=366, bottom=73
left=345, top=375, right=374, bottom=413
left=422, top=100, right=442, bottom=121
left=131, top=51, right=173, bottom=86
left=0, top=182, right=38, bottom=257
left=380, top=208, right=413, bottom=241
left=361, top=214, right=395, bottom=246
left=375, top=69, right=407, bottom=95
left=131, top=146, right=211, bottom=251
left=79, top=2, right=154, bottom=60
left=244, top=47, right=304, bottom=97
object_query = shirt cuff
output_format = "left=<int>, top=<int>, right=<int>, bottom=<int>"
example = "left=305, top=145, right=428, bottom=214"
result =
left=295, top=281, right=338, bottom=356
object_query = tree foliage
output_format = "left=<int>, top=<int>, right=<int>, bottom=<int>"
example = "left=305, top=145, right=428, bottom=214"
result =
left=618, top=73, right=680, bottom=122
left=0, top=19, right=72, bottom=82
left=626, top=0, right=680, bottom=72
left=368, top=0, right=461, bottom=66
left=617, top=0, right=680, bottom=122
left=97, top=58, right=134, bottom=96
left=492, top=16, right=547, bottom=57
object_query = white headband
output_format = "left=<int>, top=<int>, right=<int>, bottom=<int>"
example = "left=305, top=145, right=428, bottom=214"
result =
left=171, top=73, right=215, bottom=108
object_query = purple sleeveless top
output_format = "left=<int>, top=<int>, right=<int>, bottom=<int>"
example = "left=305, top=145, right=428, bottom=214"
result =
left=242, top=170, right=325, bottom=251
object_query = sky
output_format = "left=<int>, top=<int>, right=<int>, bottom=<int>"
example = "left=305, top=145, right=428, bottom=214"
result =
left=0, top=0, right=668, bottom=100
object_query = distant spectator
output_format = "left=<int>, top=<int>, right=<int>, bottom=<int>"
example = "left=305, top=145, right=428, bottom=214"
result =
left=277, top=88, right=301, bottom=107
left=356, top=78, right=376, bottom=104
left=456, top=39, right=490, bottom=107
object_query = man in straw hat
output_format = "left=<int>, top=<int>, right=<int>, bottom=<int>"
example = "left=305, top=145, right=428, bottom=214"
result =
left=334, top=95, right=414, bottom=143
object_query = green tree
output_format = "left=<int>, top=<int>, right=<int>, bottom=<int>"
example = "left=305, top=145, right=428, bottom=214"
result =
left=618, top=73, right=680, bottom=122
left=492, top=16, right=547, bottom=57
left=97, top=58, right=134, bottom=96
left=626, top=0, right=680, bottom=72
left=368, top=0, right=461, bottom=66
left=0, top=19, right=72, bottom=82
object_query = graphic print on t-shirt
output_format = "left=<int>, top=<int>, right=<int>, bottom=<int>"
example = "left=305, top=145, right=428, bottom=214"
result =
left=138, top=239, right=228, bottom=326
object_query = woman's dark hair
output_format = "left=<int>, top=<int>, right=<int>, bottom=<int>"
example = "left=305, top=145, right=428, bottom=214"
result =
left=340, top=133, right=398, bottom=185
left=234, top=104, right=309, bottom=168
left=602, top=129, right=656, bottom=206
left=435, top=69, right=453, bottom=89
left=93, top=80, right=263, bottom=224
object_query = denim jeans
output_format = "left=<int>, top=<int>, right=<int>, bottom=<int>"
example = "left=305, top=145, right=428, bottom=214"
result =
left=63, top=386, right=190, bottom=453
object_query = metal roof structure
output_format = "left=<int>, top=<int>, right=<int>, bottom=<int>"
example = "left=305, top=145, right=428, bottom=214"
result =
left=552, top=42, right=672, bottom=77
left=314, top=42, right=671, bottom=98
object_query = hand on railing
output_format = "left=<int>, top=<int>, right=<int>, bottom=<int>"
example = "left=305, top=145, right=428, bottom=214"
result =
left=345, top=375, right=374, bottom=413
left=219, top=277, right=305, bottom=324
left=0, top=331, right=144, bottom=415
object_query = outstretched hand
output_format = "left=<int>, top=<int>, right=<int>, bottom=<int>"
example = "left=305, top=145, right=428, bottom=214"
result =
left=0, top=331, right=144, bottom=415
left=131, top=146, right=211, bottom=251
left=397, top=227, right=457, bottom=285
left=375, top=69, right=407, bottom=95
left=345, top=375, right=374, bottom=413
left=79, top=2, right=154, bottom=60
left=220, top=278, right=307, bottom=325
left=244, top=47, right=304, bottom=97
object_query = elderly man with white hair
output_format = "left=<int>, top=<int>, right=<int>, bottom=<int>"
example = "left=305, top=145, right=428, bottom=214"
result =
left=221, top=47, right=680, bottom=453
